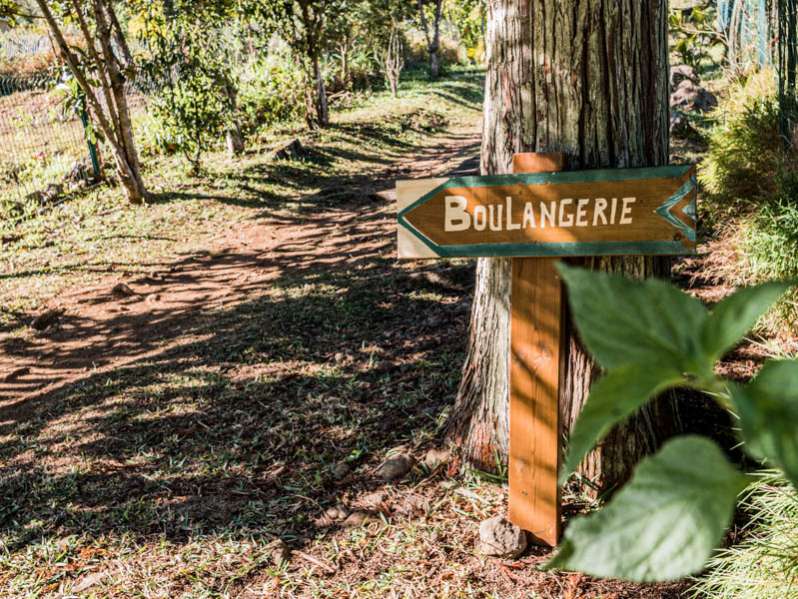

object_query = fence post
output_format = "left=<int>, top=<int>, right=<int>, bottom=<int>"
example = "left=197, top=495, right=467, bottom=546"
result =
left=79, top=99, right=101, bottom=179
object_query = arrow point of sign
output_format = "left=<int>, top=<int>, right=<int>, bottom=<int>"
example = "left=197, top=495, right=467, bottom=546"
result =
left=655, top=175, right=698, bottom=242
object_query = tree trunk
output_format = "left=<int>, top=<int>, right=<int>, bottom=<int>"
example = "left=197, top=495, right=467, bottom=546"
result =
left=419, top=0, right=443, bottom=78
left=429, top=47, right=441, bottom=78
left=339, top=38, right=351, bottom=87
left=93, top=0, right=148, bottom=204
left=446, top=0, right=678, bottom=493
left=306, top=53, right=329, bottom=129
left=36, top=0, right=148, bottom=205
left=224, top=82, right=245, bottom=156
left=429, top=0, right=442, bottom=78
left=226, top=128, right=245, bottom=156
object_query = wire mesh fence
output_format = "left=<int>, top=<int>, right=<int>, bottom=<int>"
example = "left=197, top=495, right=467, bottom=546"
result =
left=0, top=72, right=99, bottom=212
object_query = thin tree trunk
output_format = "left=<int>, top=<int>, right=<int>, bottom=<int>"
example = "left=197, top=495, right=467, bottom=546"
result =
left=430, top=0, right=442, bottom=77
left=35, top=0, right=148, bottom=204
left=429, top=48, right=440, bottom=78
left=446, top=0, right=678, bottom=494
left=339, top=37, right=351, bottom=87
left=419, top=0, right=443, bottom=78
left=223, top=82, right=245, bottom=156
left=314, top=54, right=329, bottom=127
left=93, top=0, right=148, bottom=203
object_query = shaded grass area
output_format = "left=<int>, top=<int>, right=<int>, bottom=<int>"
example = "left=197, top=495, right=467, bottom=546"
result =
left=692, top=472, right=798, bottom=599
left=0, top=224, right=475, bottom=596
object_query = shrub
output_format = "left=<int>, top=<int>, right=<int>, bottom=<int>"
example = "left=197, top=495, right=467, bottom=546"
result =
left=542, top=265, right=798, bottom=583
left=404, top=29, right=460, bottom=71
left=699, top=70, right=794, bottom=205
left=735, top=199, right=798, bottom=331
left=692, top=472, right=798, bottom=599
left=238, top=54, right=306, bottom=132
left=699, top=70, right=798, bottom=332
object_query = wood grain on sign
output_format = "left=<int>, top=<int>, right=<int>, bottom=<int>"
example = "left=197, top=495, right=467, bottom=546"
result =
left=397, top=165, right=697, bottom=259
left=509, top=153, right=564, bottom=547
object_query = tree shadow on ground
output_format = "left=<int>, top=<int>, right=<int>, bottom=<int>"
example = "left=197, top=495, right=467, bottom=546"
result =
left=0, top=147, right=480, bottom=560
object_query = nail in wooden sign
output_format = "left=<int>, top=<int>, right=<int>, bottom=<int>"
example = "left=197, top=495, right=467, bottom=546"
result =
left=397, top=165, right=697, bottom=259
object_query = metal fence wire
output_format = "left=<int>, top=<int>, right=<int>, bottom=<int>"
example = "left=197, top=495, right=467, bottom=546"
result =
left=0, top=72, right=99, bottom=208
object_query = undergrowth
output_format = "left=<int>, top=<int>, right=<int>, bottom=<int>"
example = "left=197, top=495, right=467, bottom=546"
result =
left=699, top=69, right=798, bottom=332
left=699, top=70, right=794, bottom=209
left=692, top=472, right=798, bottom=599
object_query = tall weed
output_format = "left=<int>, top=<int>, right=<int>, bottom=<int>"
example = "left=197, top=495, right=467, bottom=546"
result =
left=692, top=473, right=798, bottom=599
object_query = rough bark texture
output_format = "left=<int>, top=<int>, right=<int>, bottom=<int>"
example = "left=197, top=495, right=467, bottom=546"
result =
left=447, top=0, right=679, bottom=492
left=384, top=25, right=405, bottom=99
left=304, top=54, right=330, bottom=129
left=93, top=0, right=147, bottom=203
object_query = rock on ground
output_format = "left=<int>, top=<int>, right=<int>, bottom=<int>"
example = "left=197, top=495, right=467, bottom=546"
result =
left=422, top=447, right=451, bottom=471
left=671, top=79, right=718, bottom=113
left=273, top=139, right=306, bottom=161
left=376, top=454, right=414, bottom=482
left=670, top=64, right=699, bottom=91
left=32, top=309, right=63, bottom=331
left=331, top=461, right=351, bottom=481
left=477, top=516, right=528, bottom=559
left=314, top=504, right=350, bottom=528
left=112, top=283, right=136, bottom=298
left=265, top=539, right=291, bottom=566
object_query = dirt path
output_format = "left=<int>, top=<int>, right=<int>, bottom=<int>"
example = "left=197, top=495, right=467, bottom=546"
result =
left=0, top=127, right=480, bottom=406
left=0, top=123, right=700, bottom=598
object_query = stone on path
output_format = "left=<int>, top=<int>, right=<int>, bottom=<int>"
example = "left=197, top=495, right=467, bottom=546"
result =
left=112, top=283, right=136, bottom=298
left=477, top=516, right=528, bottom=559
left=422, top=447, right=451, bottom=471
left=32, top=309, right=63, bottom=331
left=273, top=139, right=306, bottom=161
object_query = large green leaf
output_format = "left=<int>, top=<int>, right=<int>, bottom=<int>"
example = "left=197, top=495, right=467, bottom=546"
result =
left=560, top=364, right=685, bottom=484
left=547, top=436, right=748, bottom=582
left=701, top=283, right=791, bottom=361
left=730, top=360, right=798, bottom=488
left=558, top=264, right=709, bottom=374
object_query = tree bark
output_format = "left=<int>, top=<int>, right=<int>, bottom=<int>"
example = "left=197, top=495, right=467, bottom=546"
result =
left=36, top=0, right=148, bottom=204
left=419, top=0, right=443, bottom=78
left=223, top=82, right=245, bottom=156
left=339, top=36, right=351, bottom=87
left=93, top=0, right=148, bottom=203
left=303, top=53, right=330, bottom=129
left=446, top=0, right=678, bottom=493
left=314, top=54, right=329, bottom=127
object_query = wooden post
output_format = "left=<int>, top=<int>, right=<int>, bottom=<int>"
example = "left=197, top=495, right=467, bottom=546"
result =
left=395, top=156, right=697, bottom=543
left=508, top=152, right=565, bottom=547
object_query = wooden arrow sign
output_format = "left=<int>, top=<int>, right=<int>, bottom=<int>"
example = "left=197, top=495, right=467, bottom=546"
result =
left=397, top=165, right=697, bottom=259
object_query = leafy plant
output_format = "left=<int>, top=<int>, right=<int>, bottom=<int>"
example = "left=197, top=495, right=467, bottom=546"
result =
left=698, top=71, right=798, bottom=332
left=136, top=2, right=246, bottom=171
left=669, top=4, right=724, bottom=70
left=238, top=53, right=306, bottom=130
left=545, top=264, right=796, bottom=582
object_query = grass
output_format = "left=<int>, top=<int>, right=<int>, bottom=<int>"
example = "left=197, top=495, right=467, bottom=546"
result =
left=692, top=472, right=798, bottom=599
left=0, top=73, right=482, bottom=321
